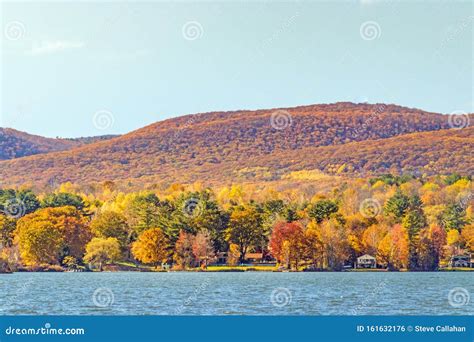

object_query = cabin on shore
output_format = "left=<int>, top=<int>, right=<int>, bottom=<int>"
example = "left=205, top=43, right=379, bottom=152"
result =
left=449, top=255, right=473, bottom=268
left=215, top=252, right=228, bottom=265
left=212, top=251, right=274, bottom=265
left=213, top=252, right=264, bottom=264
left=245, top=252, right=264, bottom=263
left=355, top=254, right=377, bottom=269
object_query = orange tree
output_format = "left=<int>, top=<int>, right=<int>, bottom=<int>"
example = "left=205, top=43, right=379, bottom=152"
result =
left=131, top=228, right=169, bottom=267
left=269, top=221, right=306, bottom=269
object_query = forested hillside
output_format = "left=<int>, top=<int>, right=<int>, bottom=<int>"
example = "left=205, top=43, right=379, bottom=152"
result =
left=0, top=102, right=471, bottom=187
left=0, top=128, right=117, bottom=160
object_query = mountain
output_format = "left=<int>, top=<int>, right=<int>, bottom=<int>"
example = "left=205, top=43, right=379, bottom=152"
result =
left=0, top=102, right=472, bottom=187
left=0, top=128, right=77, bottom=160
left=0, top=128, right=117, bottom=160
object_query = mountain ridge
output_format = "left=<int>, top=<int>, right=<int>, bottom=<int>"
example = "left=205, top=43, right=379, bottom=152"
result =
left=0, top=102, right=472, bottom=187
left=0, top=127, right=118, bottom=160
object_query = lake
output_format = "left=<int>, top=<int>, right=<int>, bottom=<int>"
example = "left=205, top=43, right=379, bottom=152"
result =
left=0, top=272, right=472, bottom=315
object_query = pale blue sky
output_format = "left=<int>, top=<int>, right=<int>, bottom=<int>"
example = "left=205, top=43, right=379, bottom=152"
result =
left=1, top=0, right=472, bottom=138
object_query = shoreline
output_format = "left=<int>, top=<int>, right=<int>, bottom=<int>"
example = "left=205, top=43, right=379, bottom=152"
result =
left=3, top=267, right=474, bottom=274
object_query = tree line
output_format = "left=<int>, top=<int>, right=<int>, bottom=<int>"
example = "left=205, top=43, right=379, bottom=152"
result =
left=0, top=173, right=472, bottom=271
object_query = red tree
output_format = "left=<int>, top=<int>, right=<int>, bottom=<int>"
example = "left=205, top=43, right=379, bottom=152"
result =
left=269, top=222, right=305, bottom=269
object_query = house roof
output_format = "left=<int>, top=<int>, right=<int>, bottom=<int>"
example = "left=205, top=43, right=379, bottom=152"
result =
left=357, top=254, right=376, bottom=260
left=246, top=253, right=263, bottom=259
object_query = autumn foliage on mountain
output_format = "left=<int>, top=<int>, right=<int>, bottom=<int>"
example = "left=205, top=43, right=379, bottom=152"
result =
left=0, top=102, right=472, bottom=273
left=0, top=128, right=117, bottom=160
left=0, top=102, right=472, bottom=188
left=0, top=128, right=77, bottom=160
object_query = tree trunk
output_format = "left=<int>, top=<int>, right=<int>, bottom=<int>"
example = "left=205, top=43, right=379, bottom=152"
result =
left=239, top=245, right=247, bottom=264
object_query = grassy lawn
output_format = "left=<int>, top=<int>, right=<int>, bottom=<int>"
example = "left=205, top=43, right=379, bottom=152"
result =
left=205, top=265, right=277, bottom=272
left=115, top=261, right=140, bottom=268
left=348, top=268, right=390, bottom=272
left=111, top=263, right=278, bottom=272
left=439, top=267, right=474, bottom=272
left=111, top=261, right=156, bottom=271
left=108, top=263, right=474, bottom=272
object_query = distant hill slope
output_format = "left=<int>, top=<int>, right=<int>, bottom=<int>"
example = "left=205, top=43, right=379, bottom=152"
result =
left=67, top=135, right=119, bottom=145
left=0, top=102, right=472, bottom=187
left=0, top=128, right=117, bottom=160
left=0, top=128, right=77, bottom=160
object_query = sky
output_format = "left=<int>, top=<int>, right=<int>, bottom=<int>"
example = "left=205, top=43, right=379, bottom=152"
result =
left=1, top=0, right=472, bottom=138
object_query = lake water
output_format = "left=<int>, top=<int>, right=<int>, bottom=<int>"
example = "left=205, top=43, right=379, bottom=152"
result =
left=0, top=272, right=472, bottom=315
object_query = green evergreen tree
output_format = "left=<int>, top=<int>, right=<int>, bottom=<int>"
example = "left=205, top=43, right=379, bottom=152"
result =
left=384, top=190, right=410, bottom=222
left=402, top=196, right=427, bottom=270
left=308, top=200, right=338, bottom=223
left=441, top=203, right=468, bottom=231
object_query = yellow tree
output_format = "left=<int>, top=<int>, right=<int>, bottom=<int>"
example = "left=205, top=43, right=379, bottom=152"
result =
left=131, top=228, right=169, bottom=267
left=361, top=224, right=388, bottom=256
left=0, top=214, right=16, bottom=248
left=377, top=224, right=409, bottom=270
left=445, top=229, right=461, bottom=259
left=15, top=206, right=90, bottom=265
left=227, top=243, right=240, bottom=266
left=90, top=211, right=129, bottom=249
left=304, top=220, right=323, bottom=269
left=461, top=224, right=474, bottom=253
left=226, top=206, right=263, bottom=263
left=84, top=237, right=121, bottom=271
left=344, top=214, right=372, bottom=257
left=317, top=218, right=350, bottom=270
left=16, top=221, right=64, bottom=266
